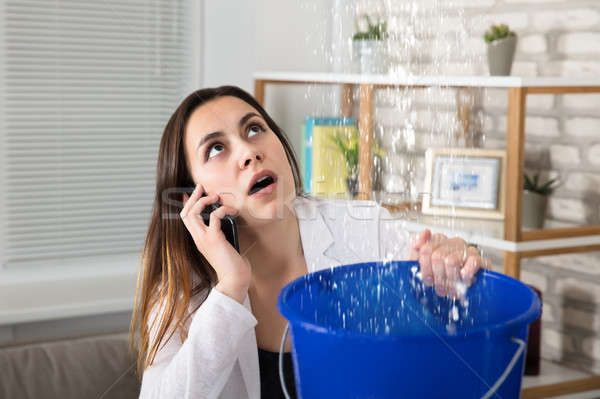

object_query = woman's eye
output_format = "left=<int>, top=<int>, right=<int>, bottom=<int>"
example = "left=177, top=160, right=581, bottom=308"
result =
left=206, top=143, right=224, bottom=160
left=248, top=123, right=265, bottom=137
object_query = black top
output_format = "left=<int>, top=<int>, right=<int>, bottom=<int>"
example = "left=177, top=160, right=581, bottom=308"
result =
left=257, top=347, right=297, bottom=399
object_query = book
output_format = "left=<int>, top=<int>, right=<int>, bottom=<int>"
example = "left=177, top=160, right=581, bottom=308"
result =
left=311, top=124, right=358, bottom=198
left=303, top=117, right=356, bottom=195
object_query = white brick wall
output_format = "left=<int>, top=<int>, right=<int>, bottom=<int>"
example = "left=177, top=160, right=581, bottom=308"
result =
left=588, top=144, right=600, bottom=165
left=527, top=94, right=554, bottom=112
left=527, top=116, right=561, bottom=137
left=543, top=329, right=575, bottom=353
left=472, top=12, right=529, bottom=34
left=563, top=307, right=599, bottom=331
left=497, top=115, right=562, bottom=137
left=562, top=94, right=600, bottom=110
left=556, top=278, right=600, bottom=304
left=558, top=33, right=600, bottom=55
left=583, top=338, right=600, bottom=362
left=519, top=34, right=547, bottom=54
left=565, top=118, right=600, bottom=138
left=541, top=302, right=554, bottom=323
left=541, top=61, right=600, bottom=77
left=550, top=145, right=580, bottom=166
left=548, top=198, right=588, bottom=223
left=524, top=142, right=546, bottom=163
left=564, top=173, right=600, bottom=196
left=535, top=253, right=600, bottom=278
left=512, top=61, right=538, bottom=77
left=521, top=269, right=548, bottom=291
left=531, top=8, right=600, bottom=31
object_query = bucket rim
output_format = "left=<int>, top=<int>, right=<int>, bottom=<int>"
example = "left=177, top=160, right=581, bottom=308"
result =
left=277, top=260, right=542, bottom=341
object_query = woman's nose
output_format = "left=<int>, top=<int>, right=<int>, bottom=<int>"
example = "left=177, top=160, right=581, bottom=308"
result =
left=239, top=148, right=264, bottom=169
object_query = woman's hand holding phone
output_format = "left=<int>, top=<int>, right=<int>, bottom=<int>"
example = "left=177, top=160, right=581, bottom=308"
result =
left=180, top=184, right=251, bottom=304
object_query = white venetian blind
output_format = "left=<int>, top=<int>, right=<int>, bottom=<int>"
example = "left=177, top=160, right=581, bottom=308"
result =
left=1, top=0, right=196, bottom=268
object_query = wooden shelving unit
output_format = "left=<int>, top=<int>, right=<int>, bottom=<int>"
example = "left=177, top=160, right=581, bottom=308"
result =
left=254, top=71, right=600, bottom=397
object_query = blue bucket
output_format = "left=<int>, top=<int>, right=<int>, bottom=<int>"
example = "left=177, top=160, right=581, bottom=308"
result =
left=277, top=261, right=542, bottom=399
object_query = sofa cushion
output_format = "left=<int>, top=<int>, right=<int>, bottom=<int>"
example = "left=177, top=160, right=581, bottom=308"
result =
left=0, top=332, right=140, bottom=399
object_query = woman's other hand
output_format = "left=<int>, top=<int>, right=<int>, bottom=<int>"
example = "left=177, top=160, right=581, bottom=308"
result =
left=408, top=229, right=489, bottom=298
left=180, top=184, right=251, bottom=304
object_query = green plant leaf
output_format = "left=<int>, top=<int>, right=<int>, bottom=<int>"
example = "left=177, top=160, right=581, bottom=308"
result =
left=353, top=14, right=387, bottom=41
left=538, top=178, right=558, bottom=195
left=523, top=173, right=533, bottom=190
left=523, top=171, right=557, bottom=195
left=484, top=23, right=515, bottom=43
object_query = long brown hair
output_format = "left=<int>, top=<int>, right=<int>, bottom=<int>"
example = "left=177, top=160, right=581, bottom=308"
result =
left=129, top=86, right=305, bottom=379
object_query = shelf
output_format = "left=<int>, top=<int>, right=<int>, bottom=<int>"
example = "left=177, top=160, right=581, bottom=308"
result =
left=523, top=360, right=592, bottom=387
left=306, top=192, right=600, bottom=253
left=256, top=72, right=600, bottom=397
left=522, top=360, right=600, bottom=398
left=384, top=208, right=600, bottom=253
left=254, top=71, right=600, bottom=89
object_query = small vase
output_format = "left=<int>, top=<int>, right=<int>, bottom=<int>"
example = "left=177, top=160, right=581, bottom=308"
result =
left=352, top=40, right=388, bottom=74
left=486, top=35, right=517, bottom=76
left=522, top=190, right=547, bottom=229
left=346, top=176, right=358, bottom=199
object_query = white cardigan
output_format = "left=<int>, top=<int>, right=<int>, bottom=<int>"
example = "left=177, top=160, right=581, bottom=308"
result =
left=138, top=196, right=410, bottom=399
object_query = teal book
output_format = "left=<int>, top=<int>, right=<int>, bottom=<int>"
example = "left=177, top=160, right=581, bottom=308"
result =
left=300, top=123, right=306, bottom=192
left=304, top=117, right=356, bottom=194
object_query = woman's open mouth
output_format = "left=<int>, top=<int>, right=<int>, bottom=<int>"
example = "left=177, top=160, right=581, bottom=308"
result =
left=248, top=175, right=277, bottom=197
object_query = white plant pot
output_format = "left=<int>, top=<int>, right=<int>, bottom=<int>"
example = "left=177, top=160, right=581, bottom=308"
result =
left=352, top=40, right=388, bottom=74
left=486, top=35, right=517, bottom=76
left=522, top=190, right=547, bottom=229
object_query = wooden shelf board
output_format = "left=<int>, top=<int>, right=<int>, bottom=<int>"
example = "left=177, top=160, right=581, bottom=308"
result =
left=522, top=360, right=600, bottom=398
left=254, top=71, right=600, bottom=89
left=385, top=208, right=600, bottom=253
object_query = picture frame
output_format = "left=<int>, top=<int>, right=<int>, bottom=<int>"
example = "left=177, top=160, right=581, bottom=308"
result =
left=422, top=147, right=506, bottom=219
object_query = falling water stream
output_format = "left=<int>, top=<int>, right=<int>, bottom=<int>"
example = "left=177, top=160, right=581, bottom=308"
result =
left=293, top=0, right=499, bottom=337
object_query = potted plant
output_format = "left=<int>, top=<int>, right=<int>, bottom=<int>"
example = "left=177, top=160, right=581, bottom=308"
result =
left=522, top=171, right=559, bottom=229
left=484, top=24, right=517, bottom=76
left=352, top=15, right=388, bottom=74
left=329, top=128, right=386, bottom=198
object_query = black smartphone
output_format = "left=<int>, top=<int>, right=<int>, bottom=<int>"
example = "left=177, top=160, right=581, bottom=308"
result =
left=199, top=192, right=240, bottom=253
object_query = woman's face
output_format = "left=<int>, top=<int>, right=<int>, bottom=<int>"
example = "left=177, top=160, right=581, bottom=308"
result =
left=183, top=96, right=296, bottom=226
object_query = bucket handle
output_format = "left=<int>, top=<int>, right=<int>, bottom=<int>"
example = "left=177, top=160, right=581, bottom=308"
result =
left=279, top=323, right=293, bottom=399
left=280, top=325, right=525, bottom=399
left=481, top=337, right=526, bottom=399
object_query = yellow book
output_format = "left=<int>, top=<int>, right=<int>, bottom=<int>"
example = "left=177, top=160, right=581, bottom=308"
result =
left=311, top=125, right=357, bottom=199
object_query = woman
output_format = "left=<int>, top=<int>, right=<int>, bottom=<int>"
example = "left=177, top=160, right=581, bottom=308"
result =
left=130, top=86, right=486, bottom=399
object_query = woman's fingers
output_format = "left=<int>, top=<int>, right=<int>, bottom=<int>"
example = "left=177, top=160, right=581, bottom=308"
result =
left=418, top=232, right=447, bottom=286
left=416, top=233, right=490, bottom=298
left=426, top=236, right=469, bottom=298
left=208, top=205, right=239, bottom=234
left=443, top=238, right=468, bottom=291
left=178, top=187, right=250, bottom=294
left=418, top=241, right=434, bottom=286
left=180, top=184, right=204, bottom=219
left=409, top=229, right=432, bottom=260
left=188, top=193, right=219, bottom=225
left=431, top=244, right=451, bottom=296
left=431, top=233, right=448, bottom=247
left=460, top=246, right=489, bottom=284
left=444, top=252, right=461, bottom=298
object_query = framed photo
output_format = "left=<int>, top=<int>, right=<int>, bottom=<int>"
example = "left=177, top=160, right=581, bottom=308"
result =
left=422, top=147, right=506, bottom=219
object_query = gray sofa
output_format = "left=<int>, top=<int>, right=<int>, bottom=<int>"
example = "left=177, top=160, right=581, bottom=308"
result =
left=0, top=332, right=141, bottom=399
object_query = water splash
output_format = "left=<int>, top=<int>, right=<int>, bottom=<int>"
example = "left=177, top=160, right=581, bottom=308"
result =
left=294, top=262, right=485, bottom=337
left=296, top=0, right=500, bottom=335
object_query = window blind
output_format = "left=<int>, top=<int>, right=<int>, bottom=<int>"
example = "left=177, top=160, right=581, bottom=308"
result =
left=1, top=0, right=197, bottom=268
